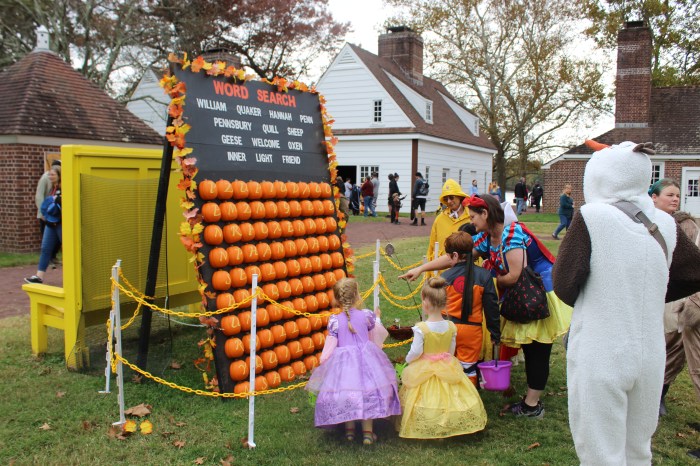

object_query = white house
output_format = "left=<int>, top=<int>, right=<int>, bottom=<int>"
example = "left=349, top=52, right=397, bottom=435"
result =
left=317, top=26, right=495, bottom=213
left=126, top=67, right=169, bottom=136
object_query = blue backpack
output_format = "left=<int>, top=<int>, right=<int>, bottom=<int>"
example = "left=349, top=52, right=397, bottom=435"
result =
left=41, top=193, right=62, bottom=224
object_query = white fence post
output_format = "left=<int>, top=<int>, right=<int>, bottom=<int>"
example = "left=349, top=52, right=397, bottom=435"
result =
left=373, top=239, right=380, bottom=311
left=247, top=274, right=259, bottom=449
left=111, top=260, right=126, bottom=426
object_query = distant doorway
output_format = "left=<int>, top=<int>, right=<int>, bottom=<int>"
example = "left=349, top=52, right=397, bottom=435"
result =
left=337, top=165, right=358, bottom=186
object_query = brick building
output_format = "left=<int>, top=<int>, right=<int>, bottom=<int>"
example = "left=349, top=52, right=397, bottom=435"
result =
left=0, top=31, right=162, bottom=253
left=543, top=21, right=700, bottom=216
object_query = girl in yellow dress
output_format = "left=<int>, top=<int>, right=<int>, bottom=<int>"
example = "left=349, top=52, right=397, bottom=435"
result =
left=398, top=277, right=487, bottom=439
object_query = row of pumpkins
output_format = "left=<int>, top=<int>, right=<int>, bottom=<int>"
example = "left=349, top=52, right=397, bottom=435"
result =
left=201, top=199, right=337, bottom=223
left=199, top=179, right=334, bottom=202
left=203, top=217, right=338, bottom=245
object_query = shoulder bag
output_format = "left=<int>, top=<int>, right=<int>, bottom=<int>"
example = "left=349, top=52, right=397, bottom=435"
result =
left=500, top=251, right=550, bottom=323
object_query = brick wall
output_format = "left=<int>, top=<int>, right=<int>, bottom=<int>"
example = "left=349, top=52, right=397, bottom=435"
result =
left=615, top=23, right=652, bottom=126
left=378, top=28, right=424, bottom=85
left=0, top=143, right=60, bottom=252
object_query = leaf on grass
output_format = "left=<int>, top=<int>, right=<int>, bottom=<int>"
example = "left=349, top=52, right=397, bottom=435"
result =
left=173, top=440, right=186, bottom=449
left=289, top=407, right=300, bottom=414
left=125, top=403, right=152, bottom=417
left=140, top=420, right=153, bottom=435
left=170, top=361, right=182, bottom=370
left=82, top=420, right=95, bottom=431
left=39, top=423, right=51, bottom=430
left=677, top=432, right=687, bottom=438
left=132, top=374, right=143, bottom=384
left=108, top=426, right=120, bottom=439
left=527, top=442, right=541, bottom=450
left=176, top=421, right=187, bottom=427
left=220, top=455, right=234, bottom=466
left=161, top=431, right=175, bottom=438
left=194, top=458, right=206, bottom=465
left=56, top=391, right=66, bottom=398
left=123, top=419, right=138, bottom=433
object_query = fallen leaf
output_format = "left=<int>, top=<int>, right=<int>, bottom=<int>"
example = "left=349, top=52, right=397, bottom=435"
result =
left=175, top=421, right=187, bottom=427
left=194, top=458, right=206, bottom=465
left=527, top=442, right=541, bottom=450
left=107, top=426, right=121, bottom=439
left=173, top=440, right=186, bottom=449
left=161, top=431, right=175, bottom=438
left=220, top=455, right=234, bottom=466
left=677, top=432, right=687, bottom=438
left=559, top=386, right=568, bottom=391
left=125, top=403, right=152, bottom=417
left=82, top=420, right=95, bottom=431
left=56, top=391, right=66, bottom=398
left=289, top=407, right=300, bottom=414
left=170, top=361, right=182, bottom=370
left=122, top=419, right=137, bottom=433
left=140, top=420, right=153, bottom=435
left=132, top=375, right=143, bottom=384
left=39, top=423, right=51, bottom=431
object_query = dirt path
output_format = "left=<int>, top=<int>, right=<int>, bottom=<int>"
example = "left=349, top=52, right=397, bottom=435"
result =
left=0, top=216, right=434, bottom=319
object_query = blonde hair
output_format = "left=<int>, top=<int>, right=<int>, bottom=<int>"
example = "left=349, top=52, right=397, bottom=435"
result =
left=332, top=277, right=362, bottom=333
left=421, top=277, right=447, bottom=310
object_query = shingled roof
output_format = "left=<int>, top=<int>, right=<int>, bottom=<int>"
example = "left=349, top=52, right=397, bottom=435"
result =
left=338, top=44, right=494, bottom=150
left=0, top=51, right=162, bottom=145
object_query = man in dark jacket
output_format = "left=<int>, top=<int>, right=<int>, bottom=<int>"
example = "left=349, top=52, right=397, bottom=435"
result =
left=514, top=177, right=527, bottom=216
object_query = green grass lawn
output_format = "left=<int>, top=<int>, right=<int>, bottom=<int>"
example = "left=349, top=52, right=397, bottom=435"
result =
left=0, top=252, right=40, bottom=268
left=1, top=234, right=698, bottom=465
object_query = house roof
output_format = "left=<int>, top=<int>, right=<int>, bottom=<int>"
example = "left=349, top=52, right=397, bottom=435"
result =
left=0, top=51, right=162, bottom=145
left=560, top=85, right=700, bottom=158
left=337, top=44, right=494, bottom=150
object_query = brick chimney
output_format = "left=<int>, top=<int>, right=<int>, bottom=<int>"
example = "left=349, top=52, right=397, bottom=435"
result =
left=378, top=26, right=424, bottom=85
left=615, top=21, right=652, bottom=128
left=201, top=48, right=242, bottom=69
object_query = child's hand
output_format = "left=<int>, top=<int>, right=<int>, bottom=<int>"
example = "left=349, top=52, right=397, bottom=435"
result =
left=374, top=307, right=381, bottom=318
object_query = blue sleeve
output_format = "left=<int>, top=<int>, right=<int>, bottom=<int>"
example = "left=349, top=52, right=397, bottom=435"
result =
left=473, top=232, right=489, bottom=253
left=502, top=223, right=528, bottom=254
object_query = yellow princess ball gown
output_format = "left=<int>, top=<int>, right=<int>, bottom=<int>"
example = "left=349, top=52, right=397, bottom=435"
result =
left=398, top=321, right=487, bottom=439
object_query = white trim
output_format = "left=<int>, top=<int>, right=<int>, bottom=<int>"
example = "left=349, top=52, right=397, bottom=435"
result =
left=542, top=152, right=700, bottom=169
left=681, top=166, right=700, bottom=215
left=336, top=132, right=495, bottom=155
left=0, top=135, right=161, bottom=149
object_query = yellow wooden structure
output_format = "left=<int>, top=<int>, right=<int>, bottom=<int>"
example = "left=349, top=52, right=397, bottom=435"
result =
left=22, top=145, right=200, bottom=369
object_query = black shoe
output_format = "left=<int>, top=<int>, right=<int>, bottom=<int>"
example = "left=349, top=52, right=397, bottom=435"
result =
left=689, top=422, right=700, bottom=432
left=411, top=220, right=418, bottom=226
left=688, top=449, right=700, bottom=460
left=510, top=399, right=544, bottom=419
left=421, top=220, right=426, bottom=225
left=395, top=221, right=401, bottom=224
left=24, top=275, right=43, bottom=284
left=551, top=234, right=560, bottom=240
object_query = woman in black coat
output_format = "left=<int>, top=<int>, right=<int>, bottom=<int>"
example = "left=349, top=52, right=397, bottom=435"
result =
left=388, top=173, right=401, bottom=224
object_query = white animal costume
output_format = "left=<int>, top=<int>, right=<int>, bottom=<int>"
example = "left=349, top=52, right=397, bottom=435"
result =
left=553, top=141, right=700, bottom=465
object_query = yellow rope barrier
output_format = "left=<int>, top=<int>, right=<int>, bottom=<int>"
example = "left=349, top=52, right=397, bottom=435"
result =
left=383, top=337, right=414, bottom=348
left=354, top=251, right=375, bottom=260
left=380, top=251, right=423, bottom=271
left=378, top=287, right=422, bottom=310
left=379, top=274, right=426, bottom=300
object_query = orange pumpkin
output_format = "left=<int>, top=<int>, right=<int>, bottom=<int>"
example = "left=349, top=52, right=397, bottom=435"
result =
left=333, top=268, right=346, bottom=281
left=235, top=202, right=252, bottom=221
left=274, top=345, right=291, bottom=364
left=221, top=315, right=241, bottom=336
left=272, top=261, right=288, bottom=279
left=311, top=332, right=325, bottom=350
left=254, top=375, right=269, bottom=391
left=282, top=240, right=298, bottom=257
left=279, top=220, right=295, bottom=237
left=297, top=182, right=310, bottom=199
left=225, top=337, right=245, bottom=358
left=300, top=200, right=315, bottom=217
left=328, top=234, right=341, bottom=250
left=312, top=273, right=327, bottom=291
left=245, top=355, right=263, bottom=374
left=220, top=201, right=238, bottom=221
left=260, top=181, right=276, bottom=199
left=325, top=217, right=337, bottom=233
left=247, top=181, right=263, bottom=199
left=291, top=360, right=307, bottom=376
left=308, top=182, right=322, bottom=199
left=304, top=294, right=319, bottom=313
left=259, top=262, right=276, bottom=282
left=312, top=200, right=325, bottom=216
left=204, top=225, right=224, bottom=245
left=326, top=292, right=336, bottom=307
left=285, top=259, right=301, bottom=277
left=298, top=257, right=313, bottom=275
left=234, top=289, right=252, bottom=308
left=232, top=180, right=249, bottom=199
left=316, top=292, right=330, bottom=309
left=294, top=238, right=309, bottom=256
left=264, top=222, right=281, bottom=241
left=256, top=307, right=270, bottom=327
left=216, top=179, right=234, bottom=199
left=270, top=242, right=286, bottom=260
left=322, top=199, right=335, bottom=216
left=278, top=365, right=296, bottom=382
left=284, top=321, right=300, bottom=340
left=286, top=181, right=300, bottom=198
left=241, top=244, right=259, bottom=263
left=292, top=297, right=308, bottom=314
left=212, top=270, right=231, bottom=291
left=324, top=271, right=337, bottom=287
left=300, top=276, right=315, bottom=294
left=267, top=304, right=283, bottom=322
left=296, top=317, right=312, bottom=335
left=263, top=201, right=278, bottom=218
left=306, top=237, right=320, bottom=254
left=229, top=267, right=247, bottom=287
left=287, top=278, right=304, bottom=297
left=202, top=202, right=222, bottom=223
left=209, top=247, right=229, bottom=268
left=223, top=224, right=243, bottom=244
left=276, top=200, right=291, bottom=218
left=287, top=340, right=303, bottom=360
left=262, top=283, right=279, bottom=302
left=300, top=337, right=315, bottom=355
left=330, top=252, right=345, bottom=268
left=277, top=280, right=292, bottom=299
left=322, top=312, right=332, bottom=326
left=274, top=180, right=288, bottom=198
left=265, top=370, right=281, bottom=388
left=239, top=222, right=255, bottom=242
left=319, top=253, right=332, bottom=270
left=314, top=217, right=328, bottom=234
left=302, top=217, right=317, bottom=235
left=309, top=316, right=323, bottom=332
left=242, top=334, right=262, bottom=354
left=280, top=300, right=295, bottom=319
left=258, top=329, right=274, bottom=348
left=234, top=381, right=250, bottom=395
left=249, top=201, right=266, bottom=219
left=288, top=200, right=302, bottom=218
left=317, top=235, right=330, bottom=252
left=230, top=360, right=249, bottom=381
left=270, top=325, right=287, bottom=344
left=199, top=179, right=218, bottom=200
left=319, top=182, right=332, bottom=198
left=216, top=293, right=235, bottom=311
left=256, top=242, right=272, bottom=261
left=238, top=311, right=252, bottom=331
left=245, top=265, right=261, bottom=284
left=303, top=355, right=319, bottom=371
left=309, top=256, right=323, bottom=273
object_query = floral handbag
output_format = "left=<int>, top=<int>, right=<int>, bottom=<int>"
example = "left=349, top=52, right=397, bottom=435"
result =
left=500, top=254, right=549, bottom=323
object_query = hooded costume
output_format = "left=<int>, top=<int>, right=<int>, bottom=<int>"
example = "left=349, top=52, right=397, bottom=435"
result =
left=553, top=141, right=700, bottom=465
left=426, top=179, right=471, bottom=262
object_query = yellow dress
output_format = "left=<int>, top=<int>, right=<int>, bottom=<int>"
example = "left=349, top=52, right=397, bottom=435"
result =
left=398, top=321, right=487, bottom=439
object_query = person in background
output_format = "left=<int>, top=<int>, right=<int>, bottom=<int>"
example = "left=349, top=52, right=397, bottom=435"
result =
left=488, top=182, right=502, bottom=201
left=361, top=176, right=376, bottom=217
left=552, top=184, right=574, bottom=240
left=335, top=176, right=350, bottom=226
left=344, top=178, right=353, bottom=199
left=35, top=159, right=62, bottom=268
left=530, top=181, right=544, bottom=213
left=514, top=177, right=527, bottom=216
left=388, top=173, right=401, bottom=224
left=411, top=172, right=428, bottom=226
left=371, top=172, right=380, bottom=212
left=470, top=179, right=479, bottom=196
left=425, top=179, right=470, bottom=265
left=26, top=165, right=62, bottom=284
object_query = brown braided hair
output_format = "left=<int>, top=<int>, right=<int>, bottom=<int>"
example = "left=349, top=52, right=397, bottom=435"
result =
left=332, top=277, right=362, bottom=334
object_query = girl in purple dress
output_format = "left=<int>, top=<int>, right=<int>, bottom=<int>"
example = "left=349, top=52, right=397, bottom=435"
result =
left=306, top=278, right=401, bottom=445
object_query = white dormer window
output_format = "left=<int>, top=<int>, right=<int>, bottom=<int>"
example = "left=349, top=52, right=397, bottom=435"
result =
left=373, top=100, right=382, bottom=123
left=425, top=101, right=433, bottom=123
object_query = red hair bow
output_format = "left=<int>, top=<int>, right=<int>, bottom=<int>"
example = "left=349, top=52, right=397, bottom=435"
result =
left=464, top=195, right=487, bottom=209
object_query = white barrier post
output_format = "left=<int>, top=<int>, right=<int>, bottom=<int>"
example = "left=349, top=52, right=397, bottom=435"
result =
left=100, top=306, right=114, bottom=394
left=373, top=239, right=380, bottom=311
left=433, top=241, right=439, bottom=261
left=111, top=260, right=126, bottom=426
left=247, top=274, right=259, bottom=449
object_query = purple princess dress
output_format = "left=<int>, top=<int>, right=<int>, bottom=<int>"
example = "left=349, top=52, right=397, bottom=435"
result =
left=306, top=308, right=401, bottom=427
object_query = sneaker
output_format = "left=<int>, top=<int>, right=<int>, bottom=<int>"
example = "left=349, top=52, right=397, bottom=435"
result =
left=24, top=275, right=43, bottom=284
left=510, top=399, right=544, bottom=418
left=551, top=234, right=560, bottom=240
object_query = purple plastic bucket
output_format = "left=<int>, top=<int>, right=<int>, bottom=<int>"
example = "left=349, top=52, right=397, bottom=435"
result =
left=477, top=360, right=512, bottom=391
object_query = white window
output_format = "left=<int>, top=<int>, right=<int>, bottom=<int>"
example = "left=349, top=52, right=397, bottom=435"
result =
left=650, top=163, right=664, bottom=184
left=360, top=165, right=378, bottom=181
left=425, top=101, right=433, bottom=123
left=688, top=177, right=699, bottom=198
left=442, top=168, right=450, bottom=184
left=373, top=100, right=382, bottom=123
